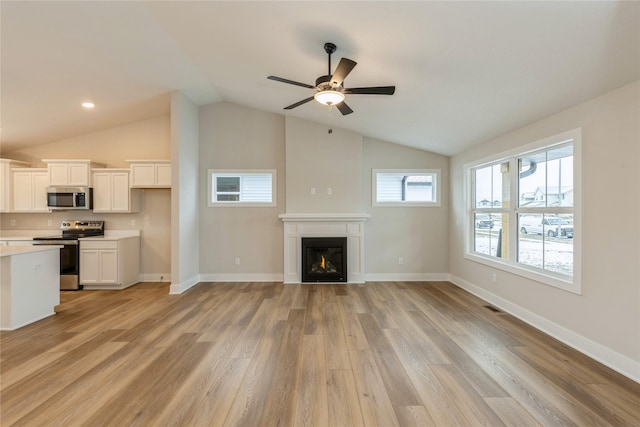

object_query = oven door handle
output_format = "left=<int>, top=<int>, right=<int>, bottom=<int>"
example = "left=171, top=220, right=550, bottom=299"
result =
left=33, top=240, right=79, bottom=245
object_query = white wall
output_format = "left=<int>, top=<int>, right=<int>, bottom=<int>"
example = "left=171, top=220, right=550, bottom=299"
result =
left=170, top=91, right=200, bottom=293
left=198, top=102, right=285, bottom=280
left=0, top=116, right=171, bottom=279
left=285, top=117, right=363, bottom=214
left=364, top=138, right=449, bottom=280
left=449, top=81, right=640, bottom=380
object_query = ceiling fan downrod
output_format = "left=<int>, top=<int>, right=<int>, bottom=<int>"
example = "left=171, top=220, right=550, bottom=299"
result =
left=324, top=42, right=337, bottom=77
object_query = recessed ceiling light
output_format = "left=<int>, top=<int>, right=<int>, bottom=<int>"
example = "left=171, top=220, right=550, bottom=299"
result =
left=82, top=102, right=95, bottom=109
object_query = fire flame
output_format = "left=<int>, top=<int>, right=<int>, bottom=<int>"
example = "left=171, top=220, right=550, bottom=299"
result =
left=321, top=255, right=326, bottom=270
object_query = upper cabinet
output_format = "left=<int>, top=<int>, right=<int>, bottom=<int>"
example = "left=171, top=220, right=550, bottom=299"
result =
left=12, top=169, right=49, bottom=212
left=92, top=169, right=140, bottom=213
left=0, top=159, right=30, bottom=212
left=126, top=160, right=171, bottom=188
left=44, top=160, right=105, bottom=187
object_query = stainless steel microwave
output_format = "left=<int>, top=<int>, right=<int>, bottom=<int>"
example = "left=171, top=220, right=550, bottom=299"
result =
left=46, top=187, right=93, bottom=210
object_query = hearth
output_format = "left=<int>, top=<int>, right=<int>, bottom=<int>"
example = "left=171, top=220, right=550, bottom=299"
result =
left=301, top=237, right=347, bottom=282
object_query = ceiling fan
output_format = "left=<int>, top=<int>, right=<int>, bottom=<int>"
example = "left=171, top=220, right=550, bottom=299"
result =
left=267, top=42, right=396, bottom=116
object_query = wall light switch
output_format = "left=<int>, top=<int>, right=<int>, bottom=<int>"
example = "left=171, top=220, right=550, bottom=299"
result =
left=10, top=220, right=16, bottom=227
left=47, top=219, right=53, bottom=226
left=327, top=187, right=332, bottom=195
left=235, top=257, right=241, bottom=265
left=130, top=219, right=136, bottom=226
left=311, top=187, right=316, bottom=195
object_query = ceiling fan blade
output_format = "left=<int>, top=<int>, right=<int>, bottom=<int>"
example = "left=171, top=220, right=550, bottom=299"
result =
left=336, top=101, right=353, bottom=116
left=284, top=96, right=315, bottom=110
left=268, top=76, right=315, bottom=89
left=344, top=86, right=396, bottom=95
left=331, top=58, right=357, bottom=86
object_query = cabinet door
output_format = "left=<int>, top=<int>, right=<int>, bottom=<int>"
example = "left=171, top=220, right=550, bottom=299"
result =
left=92, top=173, right=112, bottom=211
left=99, top=250, right=118, bottom=283
left=130, top=164, right=155, bottom=187
left=68, top=164, right=89, bottom=186
left=12, top=172, right=32, bottom=211
left=0, top=163, right=10, bottom=212
left=111, top=173, right=130, bottom=211
left=156, top=164, right=172, bottom=187
left=48, top=164, right=68, bottom=185
left=80, top=250, right=100, bottom=284
left=32, top=172, right=49, bottom=211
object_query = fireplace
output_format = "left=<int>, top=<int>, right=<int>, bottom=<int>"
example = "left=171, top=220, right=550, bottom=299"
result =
left=301, top=237, right=347, bottom=283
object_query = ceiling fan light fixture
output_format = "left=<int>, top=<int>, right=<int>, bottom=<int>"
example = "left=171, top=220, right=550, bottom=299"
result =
left=314, top=90, right=345, bottom=106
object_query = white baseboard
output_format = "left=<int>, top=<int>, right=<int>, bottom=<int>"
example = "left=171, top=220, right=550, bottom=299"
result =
left=169, top=275, right=201, bottom=295
left=365, top=273, right=450, bottom=282
left=449, top=274, right=640, bottom=384
left=199, top=273, right=284, bottom=282
left=139, top=273, right=171, bottom=282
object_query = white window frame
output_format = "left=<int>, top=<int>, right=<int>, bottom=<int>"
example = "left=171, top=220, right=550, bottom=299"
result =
left=207, top=169, right=277, bottom=207
left=372, top=169, right=441, bottom=207
left=464, top=128, right=582, bottom=294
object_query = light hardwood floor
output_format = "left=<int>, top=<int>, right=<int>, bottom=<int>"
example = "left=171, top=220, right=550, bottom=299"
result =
left=1, top=281, right=638, bottom=426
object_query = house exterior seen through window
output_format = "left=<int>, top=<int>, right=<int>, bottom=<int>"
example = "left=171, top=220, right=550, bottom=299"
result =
left=208, top=170, right=276, bottom=207
left=373, top=169, right=440, bottom=206
left=465, top=129, right=581, bottom=293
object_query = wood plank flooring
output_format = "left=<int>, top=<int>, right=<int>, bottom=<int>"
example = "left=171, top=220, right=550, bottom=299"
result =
left=1, top=281, right=639, bottom=426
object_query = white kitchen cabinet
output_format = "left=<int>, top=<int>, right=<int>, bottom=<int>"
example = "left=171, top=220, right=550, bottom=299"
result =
left=80, top=236, right=140, bottom=289
left=92, top=169, right=140, bottom=213
left=126, top=160, right=171, bottom=188
left=44, top=160, right=105, bottom=187
left=0, top=159, right=30, bottom=212
left=11, top=169, right=49, bottom=212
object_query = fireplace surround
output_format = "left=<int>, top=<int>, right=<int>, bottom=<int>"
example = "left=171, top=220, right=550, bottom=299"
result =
left=279, top=213, right=369, bottom=283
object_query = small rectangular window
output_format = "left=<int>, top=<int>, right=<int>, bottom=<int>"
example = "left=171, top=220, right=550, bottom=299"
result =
left=373, top=169, right=440, bottom=206
left=208, top=169, right=276, bottom=207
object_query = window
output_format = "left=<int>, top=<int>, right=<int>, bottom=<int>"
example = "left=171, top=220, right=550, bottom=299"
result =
left=208, top=169, right=276, bottom=207
left=373, top=169, right=440, bottom=206
left=465, top=129, right=581, bottom=293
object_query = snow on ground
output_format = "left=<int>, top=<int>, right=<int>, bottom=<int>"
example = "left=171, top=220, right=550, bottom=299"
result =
left=474, top=229, right=573, bottom=276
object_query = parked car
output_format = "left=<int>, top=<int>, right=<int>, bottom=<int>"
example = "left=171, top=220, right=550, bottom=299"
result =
left=520, top=216, right=573, bottom=238
left=475, top=214, right=494, bottom=229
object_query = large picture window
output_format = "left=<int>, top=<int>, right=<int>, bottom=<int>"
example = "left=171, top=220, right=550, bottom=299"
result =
left=466, top=129, right=580, bottom=293
left=208, top=169, right=276, bottom=207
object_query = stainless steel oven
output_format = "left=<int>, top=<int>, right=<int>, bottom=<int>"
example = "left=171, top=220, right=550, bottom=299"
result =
left=33, top=220, right=104, bottom=290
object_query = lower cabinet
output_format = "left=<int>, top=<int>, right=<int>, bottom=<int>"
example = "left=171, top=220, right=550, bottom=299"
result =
left=80, top=237, right=140, bottom=290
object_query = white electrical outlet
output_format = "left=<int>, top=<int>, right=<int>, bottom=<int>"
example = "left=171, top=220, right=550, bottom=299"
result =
left=327, top=187, right=332, bottom=195
left=311, top=187, right=316, bottom=195
left=10, top=220, right=16, bottom=227
left=131, top=219, right=136, bottom=226
left=398, top=257, right=404, bottom=265
left=47, top=219, right=53, bottom=226
left=235, top=257, right=240, bottom=265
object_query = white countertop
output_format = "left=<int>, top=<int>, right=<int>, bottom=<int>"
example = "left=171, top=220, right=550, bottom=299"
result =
left=80, top=230, right=141, bottom=241
left=0, top=230, right=55, bottom=240
left=0, top=245, right=63, bottom=257
left=1, top=230, right=141, bottom=241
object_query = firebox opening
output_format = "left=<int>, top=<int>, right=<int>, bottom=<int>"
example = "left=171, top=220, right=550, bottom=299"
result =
left=301, top=237, right=347, bottom=283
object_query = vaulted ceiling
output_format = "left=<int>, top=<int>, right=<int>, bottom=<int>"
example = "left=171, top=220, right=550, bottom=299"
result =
left=2, top=1, right=638, bottom=156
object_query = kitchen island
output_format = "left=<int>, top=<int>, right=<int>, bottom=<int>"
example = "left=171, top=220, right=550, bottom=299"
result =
left=1, top=245, right=61, bottom=330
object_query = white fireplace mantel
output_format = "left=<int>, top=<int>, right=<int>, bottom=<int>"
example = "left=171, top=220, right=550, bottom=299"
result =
left=279, top=213, right=369, bottom=283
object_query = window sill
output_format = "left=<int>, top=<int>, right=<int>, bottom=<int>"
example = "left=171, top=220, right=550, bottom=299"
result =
left=464, top=252, right=581, bottom=295
left=207, top=202, right=276, bottom=208
left=372, top=201, right=441, bottom=207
